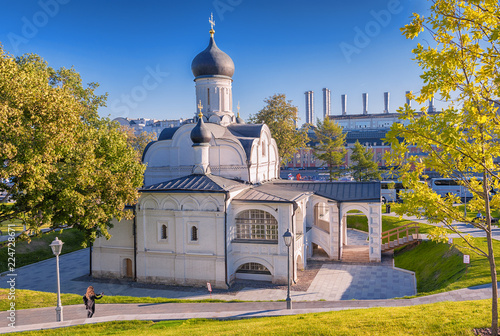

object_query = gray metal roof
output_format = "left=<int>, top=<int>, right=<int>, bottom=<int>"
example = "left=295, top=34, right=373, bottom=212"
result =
left=234, top=184, right=310, bottom=204
left=227, top=124, right=264, bottom=138
left=148, top=123, right=263, bottom=163
left=158, top=126, right=181, bottom=141
left=141, top=141, right=156, bottom=162
left=141, top=174, right=247, bottom=193
left=272, top=181, right=381, bottom=202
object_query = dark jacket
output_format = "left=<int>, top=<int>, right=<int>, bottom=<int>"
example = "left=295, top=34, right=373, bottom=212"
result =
left=83, top=294, right=103, bottom=312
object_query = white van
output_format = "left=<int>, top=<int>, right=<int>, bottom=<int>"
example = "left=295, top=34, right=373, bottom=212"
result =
left=429, top=178, right=473, bottom=198
left=381, top=181, right=404, bottom=203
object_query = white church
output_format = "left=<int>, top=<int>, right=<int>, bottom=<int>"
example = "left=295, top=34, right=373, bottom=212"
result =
left=92, top=22, right=382, bottom=289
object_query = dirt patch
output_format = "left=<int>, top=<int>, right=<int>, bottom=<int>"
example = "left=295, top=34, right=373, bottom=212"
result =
left=474, top=328, right=499, bottom=335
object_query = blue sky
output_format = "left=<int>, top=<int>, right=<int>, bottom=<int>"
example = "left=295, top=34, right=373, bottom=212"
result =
left=0, top=0, right=435, bottom=125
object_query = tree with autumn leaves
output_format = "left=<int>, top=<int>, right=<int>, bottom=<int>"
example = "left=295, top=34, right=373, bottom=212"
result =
left=385, top=1, right=500, bottom=333
left=0, top=46, right=145, bottom=244
left=250, top=94, right=308, bottom=166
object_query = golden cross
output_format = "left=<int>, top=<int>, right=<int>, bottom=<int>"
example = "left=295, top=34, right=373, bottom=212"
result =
left=209, top=13, right=215, bottom=31
left=197, top=100, right=203, bottom=118
left=237, top=101, right=240, bottom=117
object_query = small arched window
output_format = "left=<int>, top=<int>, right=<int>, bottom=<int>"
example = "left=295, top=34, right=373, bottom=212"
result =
left=161, top=224, right=167, bottom=240
left=191, top=226, right=198, bottom=241
left=207, top=88, right=210, bottom=105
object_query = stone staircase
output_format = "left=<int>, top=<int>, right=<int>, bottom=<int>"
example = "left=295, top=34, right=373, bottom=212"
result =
left=341, top=245, right=370, bottom=263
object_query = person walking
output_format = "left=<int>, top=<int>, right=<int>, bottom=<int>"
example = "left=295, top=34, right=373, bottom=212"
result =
left=83, top=286, right=103, bottom=318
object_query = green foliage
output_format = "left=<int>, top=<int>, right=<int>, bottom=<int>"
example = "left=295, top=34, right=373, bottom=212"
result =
left=120, top=126, right=157, bottom=161
left=0, top=46, right=145, bottom=242
left=0, top=229, right=85, bottom=272
left=349, top=140, right=381, bottom=182
left=312, top=118, right=346, bottom=181
left=12, top=300, right=496, bottom=335
left=249, top=94, right=308, bottom=166
left=386, top=2, right=500, bottom=329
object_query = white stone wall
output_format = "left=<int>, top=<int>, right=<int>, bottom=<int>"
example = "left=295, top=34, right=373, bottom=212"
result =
left=135, top=192, right=228, bottom=288
left=92, top=217, right=134, bottom=278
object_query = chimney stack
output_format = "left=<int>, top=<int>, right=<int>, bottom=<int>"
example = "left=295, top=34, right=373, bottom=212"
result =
left=362, top=93, right=368, bottom=115
left=305, top=91, right=314, bottom=124
left=428, top=97, right=436, bottom=113
left=383, top=92, right=390, bottom=114
left=405, top=91, right=411, bottom=107
left=341, top=94, right=347, bottom=115
left=323, top=88, right=331, bottom=119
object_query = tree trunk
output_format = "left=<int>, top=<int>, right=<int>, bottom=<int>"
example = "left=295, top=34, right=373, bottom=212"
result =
left=486, top=230, right=498, bottom=335
left=484, top=170, right=498, bottom=335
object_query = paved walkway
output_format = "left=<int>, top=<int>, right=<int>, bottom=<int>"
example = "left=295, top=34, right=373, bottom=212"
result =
left=346, top=228, right=369, bottom=245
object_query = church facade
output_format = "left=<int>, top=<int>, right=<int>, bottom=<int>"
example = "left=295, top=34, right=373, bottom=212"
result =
left=91, top=24, right=382, bottom=289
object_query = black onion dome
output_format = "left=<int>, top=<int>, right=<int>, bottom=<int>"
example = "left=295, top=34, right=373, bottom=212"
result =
left=191, top=34, right=234, bottom=78
left=236, top=116, right=245, bottom=124
left=190, top=117, right=212, bottom=144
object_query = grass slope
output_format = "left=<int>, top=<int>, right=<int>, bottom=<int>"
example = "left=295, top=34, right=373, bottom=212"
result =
left=0, top=229, right=86, bottom=272
left=394, top=241, right=465, bottom=293
left=10, top=300, right=493, bottom=336
left=0, top=289, right=241, bottom=311
left=395, top=237, right=500, bottom=295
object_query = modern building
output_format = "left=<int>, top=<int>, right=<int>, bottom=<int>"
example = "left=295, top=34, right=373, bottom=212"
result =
left=92, top=22, right=382, bottom=289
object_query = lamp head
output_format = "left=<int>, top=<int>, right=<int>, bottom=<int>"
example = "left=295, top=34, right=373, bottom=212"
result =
left=50, top=237, right=64, bottom=256
left=283, top=229, right=292, bottom=247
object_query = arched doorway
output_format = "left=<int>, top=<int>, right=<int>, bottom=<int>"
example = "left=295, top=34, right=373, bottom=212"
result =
left=342, top=207, right=370, bottom=262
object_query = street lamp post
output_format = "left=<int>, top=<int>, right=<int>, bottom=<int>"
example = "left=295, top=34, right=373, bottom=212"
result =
left=50, top=237, right=64, bottom=322
left=283, top=229, right=293, bottom=310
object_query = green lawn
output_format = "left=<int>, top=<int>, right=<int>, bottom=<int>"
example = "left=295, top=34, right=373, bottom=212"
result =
left=0, top=218, right=24, bottom=235
left=0, top=289, right=241, bottom=311
left=0, top=229, right=87, bottom=272
left=395, top=237, right=500, bottom=295
left=347, top=214, right=443, bottom=235
left=9, top=300, right=493, bottom=335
